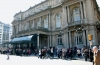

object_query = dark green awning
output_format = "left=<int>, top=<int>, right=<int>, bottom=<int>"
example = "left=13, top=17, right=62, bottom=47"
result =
left=11, top=35, right=33, bottom=43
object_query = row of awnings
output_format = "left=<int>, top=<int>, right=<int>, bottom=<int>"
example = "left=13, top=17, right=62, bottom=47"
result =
left=11, top=35, right=33, bottom=42
left=4, top=35, right=34, bottom=44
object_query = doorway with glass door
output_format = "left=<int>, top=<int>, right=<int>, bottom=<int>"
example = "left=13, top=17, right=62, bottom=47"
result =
left=75, top=32, right=84, bottom=48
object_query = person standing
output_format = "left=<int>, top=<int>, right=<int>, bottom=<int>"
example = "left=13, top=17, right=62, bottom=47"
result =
left=84, top=48, right=89, bottom=61
left=89, top=49, right=93, bottom=62
left=77, top=48, right=81, bottom=58
left=81, top=48, right=85, bottom=58
left=50, top=48, right=54, bottom=58
left=93, top=46, right=100, bottom=65
left=7, top=48, right=10, bottom=60
left=38, top=49, right=41, bottom=58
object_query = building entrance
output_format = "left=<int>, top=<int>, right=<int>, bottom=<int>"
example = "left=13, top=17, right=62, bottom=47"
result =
left=75, top=32, right=84, bottom=48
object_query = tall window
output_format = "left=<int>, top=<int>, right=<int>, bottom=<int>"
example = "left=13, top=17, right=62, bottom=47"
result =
left=29, top=20, right=34, bottom=28
left=73, top=8, right=81, bottom=22
left=37, top=18, right=41, bottom=27
left=31, top=20, right=34, bottom=28
left=24, top=23, right=27, bottom=30
left=19, top=24, right=21, bottom=31
left=56, top=14, right=61, bottom=28
left=22, top=24, right=24, bottom=30
left=44, top=17, right=48, bottom=28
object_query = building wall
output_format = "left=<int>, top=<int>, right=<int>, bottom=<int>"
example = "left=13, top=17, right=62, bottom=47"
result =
left=0, top=22, right=3, bottom=44
left=0, top=22, right=12, bottom=44
left=12, top=0, right=100, bottom=48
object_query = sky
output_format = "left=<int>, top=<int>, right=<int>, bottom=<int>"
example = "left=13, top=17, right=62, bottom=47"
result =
left=0, top=0, right=100, bottom=25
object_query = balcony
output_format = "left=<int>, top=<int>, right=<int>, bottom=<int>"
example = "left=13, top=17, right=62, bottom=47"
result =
left=68, top=21, right=83, bottom=26
left=17, top=26, right=49, bottom=34
left=68, top=19, right=88, bottom=26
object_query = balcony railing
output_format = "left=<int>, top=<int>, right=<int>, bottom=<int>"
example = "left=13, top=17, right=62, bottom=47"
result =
left=68, top=19, right=88, bottom=26
left=17, top=26, right=49, bottom=34
left=68, top=20, right=84, bottom=26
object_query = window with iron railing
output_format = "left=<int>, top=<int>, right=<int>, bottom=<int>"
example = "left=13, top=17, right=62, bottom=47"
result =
left=73, top=8, right=81, bottom=24
left=73, top=8, right=81, bottom=21
left=44, top=17, right=48, bottom=29
left=37, top=18, right=41, bottom=27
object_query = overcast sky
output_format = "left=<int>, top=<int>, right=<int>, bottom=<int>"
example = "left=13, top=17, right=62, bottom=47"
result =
left=0, top=0, right=100, bottom=25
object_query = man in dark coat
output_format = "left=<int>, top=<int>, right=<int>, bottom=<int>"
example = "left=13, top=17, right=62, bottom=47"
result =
left=89, top=49, right=93, bottom=62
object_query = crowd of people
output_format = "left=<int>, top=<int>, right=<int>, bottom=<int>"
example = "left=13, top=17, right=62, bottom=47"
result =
left=0, top=46, right=100, bottom=62
left=37, top=46, right=94, bottom=62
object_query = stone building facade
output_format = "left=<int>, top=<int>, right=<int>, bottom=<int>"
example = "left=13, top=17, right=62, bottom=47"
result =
left=12, top=0, right=100, bottom=49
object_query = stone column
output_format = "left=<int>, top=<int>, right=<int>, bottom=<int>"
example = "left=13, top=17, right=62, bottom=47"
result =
left=37, top=34, right=40, bottom=49
left=67, top=6, right=70, bottom=23
left=69, top=31, right=72, bottom=48
left=65, top=32, right=68, bottom=48
left=32, top=19, right=34, bottom=28
left=14, top=26, right=16, bottom=37
left=67, top=32, right=70, bottom=48
left=48, top=36, right=49, bottom=48
left=80, top=1, right=83, bottom=22
left=83, top=1, right=86, bottom=18
left=86, top=30, right=89, bottom=46
left=12, top=26, right=14, bottom=36
left=48, top=14, right=51, bottom=30
left=82, top=31, right=86, bottom=46
left=83, top=31, right=86, bottom=46
left=62, top=5, right=67, bottom=27
left=17, top=24, right=19, bottom=34
left=40, top=17, right=42, bottom=27
left=49, top=35, right=52, bottom=47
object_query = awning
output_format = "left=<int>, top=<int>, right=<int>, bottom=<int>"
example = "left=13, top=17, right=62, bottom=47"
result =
left=11, top=35, right=33, bottom=43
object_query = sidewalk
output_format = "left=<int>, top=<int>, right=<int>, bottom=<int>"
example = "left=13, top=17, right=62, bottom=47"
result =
left=7, top=54, right=91, bottom=62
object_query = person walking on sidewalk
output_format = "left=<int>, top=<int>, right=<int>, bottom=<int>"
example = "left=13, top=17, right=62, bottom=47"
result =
left=7, top=48, right=10, bottom=60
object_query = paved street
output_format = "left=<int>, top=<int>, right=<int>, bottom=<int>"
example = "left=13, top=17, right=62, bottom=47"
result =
left=0, top=55, right=92, bottom=65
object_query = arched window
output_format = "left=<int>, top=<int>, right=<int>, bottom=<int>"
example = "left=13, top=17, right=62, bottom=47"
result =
left=56, top=14, right=61, bottom=28
left=73, top=8, right=81, bottom=22
left=44, top=17, right=48, bottom=28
